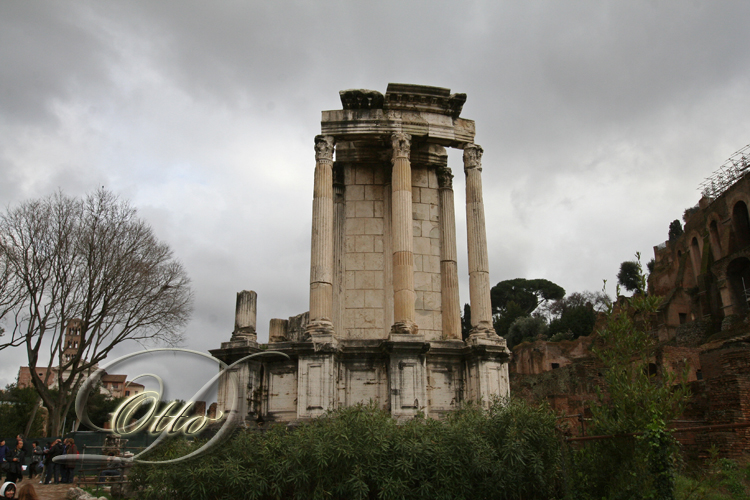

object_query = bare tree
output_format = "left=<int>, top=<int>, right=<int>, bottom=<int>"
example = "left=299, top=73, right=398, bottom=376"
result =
left=0, top=189, right=192, bottom=435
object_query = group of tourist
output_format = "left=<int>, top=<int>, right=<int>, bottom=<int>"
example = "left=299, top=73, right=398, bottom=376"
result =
left=0, top=434, right=79, bottom=498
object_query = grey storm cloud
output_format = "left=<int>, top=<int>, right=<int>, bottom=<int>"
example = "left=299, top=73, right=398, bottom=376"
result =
left=2, top=0, right=750, bottom=397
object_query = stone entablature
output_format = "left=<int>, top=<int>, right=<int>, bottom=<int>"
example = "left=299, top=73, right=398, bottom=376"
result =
left=339, top=83, right=467, bottom=118
left=324, top=84, right=474, bottom=148
left=212, top=84, right=509, bottom=423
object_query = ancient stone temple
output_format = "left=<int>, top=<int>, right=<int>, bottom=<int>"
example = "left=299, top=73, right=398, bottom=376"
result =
left=211, top=84, right=509, bottom=422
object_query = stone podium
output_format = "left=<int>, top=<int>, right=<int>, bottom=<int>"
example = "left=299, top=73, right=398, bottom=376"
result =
left=211, top=84, right=509, bottom=422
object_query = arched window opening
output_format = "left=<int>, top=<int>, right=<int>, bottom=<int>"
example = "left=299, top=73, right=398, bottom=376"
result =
left=732, top=201, right=750, bottom=250
left=690, top=237, right=701, bottom=280
left=726, top=257, right=750, bottom=315
left=709, top=220, right=722, bottom=259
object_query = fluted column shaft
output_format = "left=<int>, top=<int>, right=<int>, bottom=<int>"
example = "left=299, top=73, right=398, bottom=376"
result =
left=308, top=135, right=335, bottom=335
left=437, top=167, right=461, bottom=340
left=464, top=144, right=495, bottom=335
left=390, top=133, right=417, bottom=334
left=234, top=290, right=257, bottom=338
left=332, top=165, right=346, bottom=338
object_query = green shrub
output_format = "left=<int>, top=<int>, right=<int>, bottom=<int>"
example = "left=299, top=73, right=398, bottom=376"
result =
left=566, top=260, right=689, bottom=500
left=129, top=399, right=562, bottom=500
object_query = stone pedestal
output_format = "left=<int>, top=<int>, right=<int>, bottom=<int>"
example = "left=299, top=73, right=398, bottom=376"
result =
left=297, top=351, right=337, bottom=418
left=465, top=335, right=510, bottom=406
left=385, top=335, right=429, bottom=419
left=216, top=356, right=262, bottom=424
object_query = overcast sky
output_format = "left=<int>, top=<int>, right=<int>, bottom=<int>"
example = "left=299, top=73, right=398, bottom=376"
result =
left=2, top=1, right=750, bottom=398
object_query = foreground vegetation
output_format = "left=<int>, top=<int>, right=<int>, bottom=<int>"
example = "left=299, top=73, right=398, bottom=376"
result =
left=128, top=401, right=750, bottom=500
left=676, top=457, right=750, bottom=500
left=130, top=400, right=562, bottom=500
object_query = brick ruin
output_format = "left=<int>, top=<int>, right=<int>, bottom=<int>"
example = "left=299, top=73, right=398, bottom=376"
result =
left=510, top=145, right=750, bottom=461
left=211, top=84, right=510, bottom=423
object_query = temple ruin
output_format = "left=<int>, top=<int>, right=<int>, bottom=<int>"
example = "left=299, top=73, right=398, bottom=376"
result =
left=211, top=83, right=510, bottom=422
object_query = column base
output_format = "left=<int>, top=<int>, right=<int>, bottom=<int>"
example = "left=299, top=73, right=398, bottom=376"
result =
left=467, top=322, right=499, bottom=341
left=306, top=319, right=335, bottom=336
left=230, top=332, right=258, bottom=343
left=466, top=331, right=505, bottom=348
left=311, top=332, right=338, bottom=352
left=221, top=337, right=259, bottom=350
left=390, top=320, right=419, bottom=335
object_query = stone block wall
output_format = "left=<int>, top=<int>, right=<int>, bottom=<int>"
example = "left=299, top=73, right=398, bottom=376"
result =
left=411, top=167, right=443, bottom=341
left=343, top=164, right=388, bottom=339
left=341, top=164, right=443, bottom=340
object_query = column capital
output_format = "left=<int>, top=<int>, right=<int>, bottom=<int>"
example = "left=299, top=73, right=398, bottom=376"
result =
left=315, top=135, right=335, bottom=162
left=436, top=166, right=453, bottom=189
left=391, top=132, right=412, bottom=160
left=463, top=144, right=483, bottom=171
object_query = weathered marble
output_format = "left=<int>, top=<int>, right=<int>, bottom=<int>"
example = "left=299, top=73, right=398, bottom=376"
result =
left=212, top=84, right=510, bottom=422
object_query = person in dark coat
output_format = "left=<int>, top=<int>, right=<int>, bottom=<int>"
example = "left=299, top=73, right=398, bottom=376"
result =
left=0, top=441, right=9, bottom=465
left=42, top=440, right=62, bottom=485
left=27, top=443, right=42, bottom=481
left=5, top=440, right=26, bottom=484
left=60, top=439, right=78, bottom=484
left=14, top=436, right=29, bottom=459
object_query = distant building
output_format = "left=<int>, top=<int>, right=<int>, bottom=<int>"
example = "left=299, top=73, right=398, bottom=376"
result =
left=123, top=381, right=145, bottom=398
left=17, top=318, right=142, bottom=399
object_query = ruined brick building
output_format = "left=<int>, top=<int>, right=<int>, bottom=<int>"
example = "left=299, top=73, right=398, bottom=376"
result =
left=211, top=84, right=510, bottom=422
left=510, top=144, right=750, bottom=460
left=651, top=144, right=750, bottom=336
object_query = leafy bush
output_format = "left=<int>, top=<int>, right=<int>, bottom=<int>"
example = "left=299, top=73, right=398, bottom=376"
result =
left=566, top=263, right=689, bottom=500
left=547, top=305, right=596, bottom=340
left=129, top=399, right=563, bottom=500
left=669, top=220, right=684, bottom=241
left=0, top=384, right=45, bottom=436
left=506, top=315, right=548, bottom=348
left=548, top=330, right=573, bottom=342
left=493, top=301, right=527, bottom=339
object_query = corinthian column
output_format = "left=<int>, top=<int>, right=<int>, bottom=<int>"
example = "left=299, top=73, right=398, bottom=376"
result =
left=437, top=167, right=461, bottom=340
left=463, top=144, right=495, bottom=336
left=390, top=132, right=418, bottom=335
left=307, top=135, right=335, bottom=336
